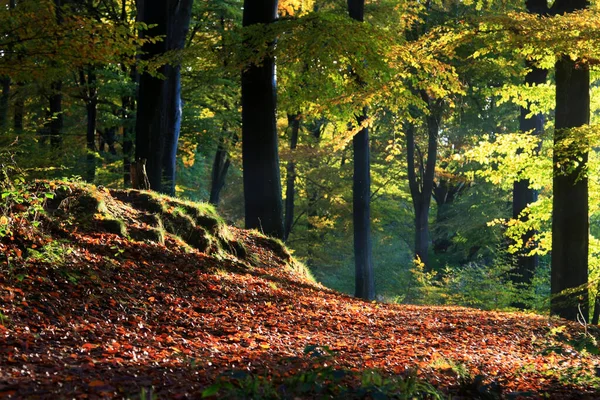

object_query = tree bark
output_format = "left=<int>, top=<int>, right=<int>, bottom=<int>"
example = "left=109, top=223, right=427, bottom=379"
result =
left=83, top=68, right=98, bottom=183
left=241, top=0, right=284, bottom=238
left=510, top=0, right=549, bottom=303
left=348, top=0, right=374, bottom=300
left=551, top=55, right=589, bottom=321
left=135, top=0, right=192, bottom=194
left=13, top=84, right=23, bottom=133
left=512, top=67, right=546, bottom=287
left=0, top=77, right=9, bottom=131
left=406, top=94, right=441, bottom=270
left=209, top=134, right=231, bottom=206
left=550, top=0, right=590, bottom=321
left=161, top=0, right=193, bottom=196
left=48, top=81, right=63, bottom=147
left=284, top=113, right=300, bottom=242
left=353, top=110, right=375, bottom=300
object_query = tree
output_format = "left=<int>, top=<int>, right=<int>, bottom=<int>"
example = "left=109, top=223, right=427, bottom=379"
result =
left=406, top=94, right=443, bottom=270
left=241, top=0, right=284, bottom=238
left=550, top=0, right=590, bottom=321
left=511, top=0, right=548, bottom=295
left=283, top=113, right=300, bottom=241
left=348, top=0, right=375, bottom=300
left=135, top=0, right=193, bottom=194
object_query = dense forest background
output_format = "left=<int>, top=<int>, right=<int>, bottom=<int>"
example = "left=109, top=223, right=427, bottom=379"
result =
left=2, top=0, right=600, bottom=321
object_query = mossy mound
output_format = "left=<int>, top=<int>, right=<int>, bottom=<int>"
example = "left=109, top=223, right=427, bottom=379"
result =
left=34, top=181, right=310, bottom=280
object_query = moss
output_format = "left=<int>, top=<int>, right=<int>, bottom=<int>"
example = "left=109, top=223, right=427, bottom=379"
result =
left=72, top=193, right=103, bottom=215
left=99, top=218, right=127, bottom=237
left=109, top=189, right=165, bottom=214
left=227, top=240, right=248, bottom=259
left=130, top=226, right=165, bottom=244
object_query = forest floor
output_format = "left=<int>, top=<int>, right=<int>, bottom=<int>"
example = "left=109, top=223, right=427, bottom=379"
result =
left=1, top=181, right=600, bottom=399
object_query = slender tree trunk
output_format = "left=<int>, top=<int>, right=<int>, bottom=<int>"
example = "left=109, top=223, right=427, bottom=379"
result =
left=0, top=77, right=9, bottom=131
left=406, top=95, right=440, bottom=270
left=348, top=0, right=374, bottom=300
left=209, top=134, right=231, bottom=206
left=13, top=84, right=23, bottom=133
left=161, top=63, right=182, bottom=196
left=512, top=67, right=546, bottom=289
left=241, top=0, right=284, bottom=238
left=122, top=92, right=135, bottom=186
left=353, top=110, right=374, bottom=299
left=284, top=113, right=300, bottom=241
left=48, top=81, right=63, bottom=147
left=83, top=68, right=98, bottom=183
left=161, top=0, right=192, bottom=196
left=511, top=0, right=548, bottom=299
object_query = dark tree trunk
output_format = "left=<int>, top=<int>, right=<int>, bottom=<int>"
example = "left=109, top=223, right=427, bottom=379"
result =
left=511, top=67, right=546, bottom=289
left=47, top=0, right=63, bottom=147
left=550, top=0, right=590, bottom=321
left=161, top=0, right=193, bottom=196
left=284, top=113, right=300, bottom=242
left=432, top=178, right=464, bottom=254
left=406, top=94, right=441, bottom=270
left=0, top=77, right=9, bottom=131
left=13, top=84, right=23, bottom=133
left=241, top=0, right=284, bottom=238
left=48, top=81, right=63, bottom=147
left=122, top=92, right=135, bottom=186
left=83, top=68, right=98, bottom=183
left=306, top=120, right=323, bottom=234
left=353, top=111, right=375, bottom=300
left=348, top=0, right=374, bottom=300
left=511, top=0, right=549, bottom=301
left=209, top=134, right=231, bottom=206
left=135, top=0, right=191, bottom=194
left=551, top=55, right=589, bottom=321
left=135, top=0, right=168, bottom=190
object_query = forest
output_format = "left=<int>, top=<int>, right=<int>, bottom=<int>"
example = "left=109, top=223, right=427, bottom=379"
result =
left=2, top=0, right=600, bottom=397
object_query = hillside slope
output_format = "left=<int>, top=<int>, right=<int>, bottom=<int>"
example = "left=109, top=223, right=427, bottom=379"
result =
left=1, top=182, right=599, bottom=399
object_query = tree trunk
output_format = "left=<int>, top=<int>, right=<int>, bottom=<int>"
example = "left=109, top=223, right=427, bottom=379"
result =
left=511, top=0, right=548, bottom=301
left=48, top=81, right=63, bottom=147
left=13, top=85, right=23, bottom=133
left=135, top=0, right=191, bottom=193
left=550, top=0, right=590, bottom=321
left=122, top=92, right=135, bottom=186
left=353, top=111, right=375, bottom=300
left=135, top=0, right=168, bottom=191
left=512, top=67, right=546, bottom=288
left=241, top=0, right=284, bottom=238
left=406, top=95, right=440, bottom=271
left=284, top=113, right=300, bottom=242
left=348, top=0, right=374, bottom=300
left=551, top=55, right=589, bottom=321
left=209, top=134, right=231, bottom=206
left=161, top=0, right=193, bottom=196
left=84, top=68, right=98, bottom=183
left=0, top=77, right=9, bottom=131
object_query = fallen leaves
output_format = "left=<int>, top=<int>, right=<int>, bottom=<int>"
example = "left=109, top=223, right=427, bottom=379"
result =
left=0, top=184, right=599, bottom=398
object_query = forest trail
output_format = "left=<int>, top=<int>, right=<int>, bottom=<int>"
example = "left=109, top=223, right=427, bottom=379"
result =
left=0, top=181, right=599, bottom=399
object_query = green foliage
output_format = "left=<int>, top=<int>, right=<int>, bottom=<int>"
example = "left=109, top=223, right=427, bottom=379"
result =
left=0, top=144, right=55, bottom=239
